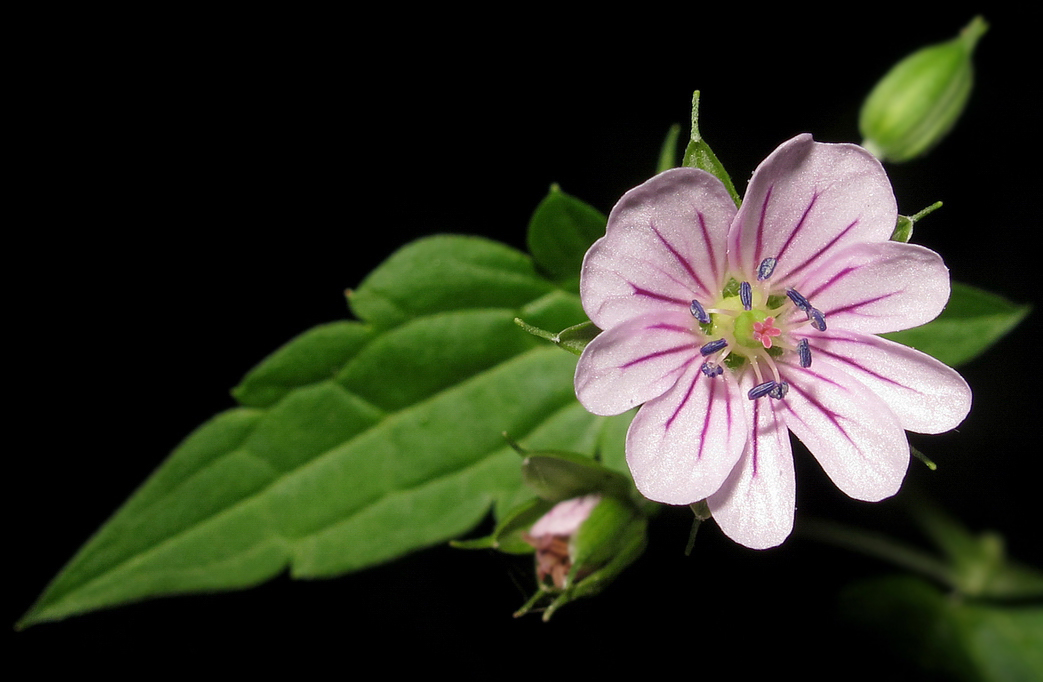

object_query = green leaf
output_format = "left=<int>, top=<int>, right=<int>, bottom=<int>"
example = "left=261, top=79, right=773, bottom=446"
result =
left=882, top=282, right=1030, bottom=366
left=233, top=321, right=376, bottom=408
left=526, top=185, right=607, bottom=292
left=843, top=575, right=1043, bottom=682
left=348, top=235, right=557, bottom=330
left=20, top=234, right=623, bottom=628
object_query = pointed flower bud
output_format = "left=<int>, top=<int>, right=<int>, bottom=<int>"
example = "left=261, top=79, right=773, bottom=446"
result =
left=859, top=16, right=987, bottom=163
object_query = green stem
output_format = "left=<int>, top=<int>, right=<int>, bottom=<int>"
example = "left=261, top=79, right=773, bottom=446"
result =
left=799, top=517, right=955, bottom=588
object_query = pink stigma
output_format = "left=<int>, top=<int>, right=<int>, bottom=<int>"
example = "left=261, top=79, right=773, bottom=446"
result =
left=753, top=317, right=782, bottom=349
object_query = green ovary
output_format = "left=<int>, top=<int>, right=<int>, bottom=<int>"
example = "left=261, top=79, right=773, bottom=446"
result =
left=732, top=310, right=771, bottom=350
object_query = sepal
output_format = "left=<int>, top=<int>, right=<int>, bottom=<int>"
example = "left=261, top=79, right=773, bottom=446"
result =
left=514, top=440, right=632, bottom=502
left=682, top=91, right=740, bottom=206
left=450, top=497, right=555, bottom=555
left=514, top=317, right=600, bottom=355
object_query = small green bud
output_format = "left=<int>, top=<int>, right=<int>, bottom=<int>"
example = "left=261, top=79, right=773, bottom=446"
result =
left=860, top=16, right=987, bottom=163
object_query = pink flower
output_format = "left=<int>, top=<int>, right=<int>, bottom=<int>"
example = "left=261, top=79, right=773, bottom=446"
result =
left=574, top=134, right=971, bottom=549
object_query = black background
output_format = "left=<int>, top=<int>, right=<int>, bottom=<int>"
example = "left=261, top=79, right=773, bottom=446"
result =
left=11, top=7, right=1040, bottom=677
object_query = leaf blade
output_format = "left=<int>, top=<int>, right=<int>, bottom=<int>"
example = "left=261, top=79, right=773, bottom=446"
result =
left=20, top=234, right=612, bottom=627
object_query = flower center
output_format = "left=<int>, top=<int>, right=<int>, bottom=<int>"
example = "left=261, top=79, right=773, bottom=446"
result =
left=735, top=310, right=778, bottom=349
left=691, top=257, right=825, bottom=400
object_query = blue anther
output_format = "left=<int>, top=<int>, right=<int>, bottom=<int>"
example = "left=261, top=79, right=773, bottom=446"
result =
left=700, top=361, right=723, bottom=378
left=769, top=381, right=789, bottom=400
left=757, top=257, right=777, bottom=281
left=786, top=288, right=811, bottom=312
left=797, top=338, right=812, bottom=368
left=700, top=338, right=728, bottom=356
left=748, top=380, right=777, bottom=400
left=689, top=299, right=710, bottom=324
left=740, top=281, right=752, bottom=310
left=809, top=308, right=827, bottom=331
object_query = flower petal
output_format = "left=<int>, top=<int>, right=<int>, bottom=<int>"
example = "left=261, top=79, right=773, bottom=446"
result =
left=574, top=310, right=699, bottom=416
left=580, top=168, right=736, bottom=330
left=625, top=363, right=748, bottom=505
left=729, top=134, right=896, bottom=284
left=808, top=330, right=971, bottom=434
left=708, top=384, right=795, bottom=549
left=778, top=359, right=909, bottom=502
left=529, top=494, right=602, bottom=537
left=798, top=241, right=951, bottom=334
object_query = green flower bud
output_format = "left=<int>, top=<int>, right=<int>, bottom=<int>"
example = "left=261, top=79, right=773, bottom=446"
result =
left=859, top=16, right=987, bottom=163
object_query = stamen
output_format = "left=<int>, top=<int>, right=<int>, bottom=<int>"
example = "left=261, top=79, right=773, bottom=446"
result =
left=757, top=257, right=777, bottom=281
left=700, top=361, right=723, bottom=378
left=769, top=381, right=789, bottom=400
left=797, top=338, right=812, bottom=368
left=809, top=308, right=827, bottom=331
left=756, top=349, right=782, bottom=384
left=740, top=281, right=752, bottom=310
left=700, top=338, right=728, bottom=356
left=689, top=299, right=710, bottom=324
left=748, top=380, right=777, bottom=400
left=786, top=288, right=811, bottom=312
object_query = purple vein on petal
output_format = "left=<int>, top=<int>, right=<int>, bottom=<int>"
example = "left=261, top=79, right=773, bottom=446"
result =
left=664, top=369, right=700, bottom=432
left=781, top=371, right=868, bottom=461
left=773, top=191, right=819, bottom=266
left=805, top=265, right=859, bottom=300
left=645, top=322, right=694, bottom=334
left=694, top=209, right=721, bottom=289
left=805, top=263, right=907, bottom=317
left=620, top=344, right=694, bottom=369
left=696, top=377, right=722, bottom=461
left=649, top=218, right=711, bottom=296
left=821, top=291, right=900, bottom=318
left=630, top=285, right=691, bottom=307
left=784, top=217, right=861, bottom=284
left=811, top=335, right=921, bottom=393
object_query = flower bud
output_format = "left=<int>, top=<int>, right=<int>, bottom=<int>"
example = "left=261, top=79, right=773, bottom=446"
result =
left=525, top=494, right=605, bottom=589
left=519, top=493, right=647, bottom=620
left=453, top=441, right=648, bottom=619
left=859, top=16, right=987, bottom=163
